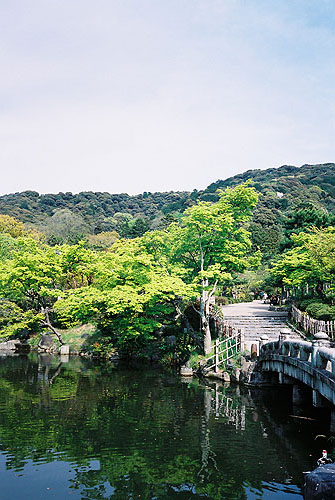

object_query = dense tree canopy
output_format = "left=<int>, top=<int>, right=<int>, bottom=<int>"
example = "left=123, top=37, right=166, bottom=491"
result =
left=143, top=183, right=259, bottom=353
left=0, top=164, right=335, bottom=262
left=3, top=164, right=335, bottom=353
left=0, top=183, right=259, bottom=355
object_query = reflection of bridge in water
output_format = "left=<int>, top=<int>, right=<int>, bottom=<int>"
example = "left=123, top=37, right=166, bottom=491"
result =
left=208, top=383, right=246, bottom=430
left=204, top=380, right=334, bottom=494
left=199, top=381, right=316, bottom=493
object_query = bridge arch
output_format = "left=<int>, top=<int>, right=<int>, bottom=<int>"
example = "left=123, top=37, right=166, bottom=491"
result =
left=259, top=333, right=335, bottom=430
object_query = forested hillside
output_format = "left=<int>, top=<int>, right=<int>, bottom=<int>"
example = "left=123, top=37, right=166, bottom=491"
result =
left=1, top=164, right=335, bottom=350
left=0, top=189, right=190, bottom=228
left=0, top=163, right=334, bottom=255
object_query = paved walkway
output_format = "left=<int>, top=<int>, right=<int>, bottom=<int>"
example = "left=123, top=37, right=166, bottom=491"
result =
left=221, top=300, right=290, bottom=348
left=222, top=300, right=288, bottom=317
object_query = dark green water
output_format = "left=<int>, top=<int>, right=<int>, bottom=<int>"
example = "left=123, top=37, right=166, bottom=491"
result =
left=0, top=354, right=331, bottom=499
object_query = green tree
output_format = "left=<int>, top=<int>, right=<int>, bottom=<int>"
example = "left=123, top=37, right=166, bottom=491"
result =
left=0, top=237, right=97, bottom=343
left=0, top=214, right=26, bottom=237
left=271, top=227, right=335, bottom=292
left=145, top=184, right=259, bottom=354
left=41, top=209, right=91, bottom=245
left=0, top=299, right=42, bottom=340
left=54, top=239, right=194, bottom=353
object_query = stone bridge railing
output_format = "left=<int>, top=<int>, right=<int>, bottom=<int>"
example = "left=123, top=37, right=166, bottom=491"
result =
left=260, top=331, right=335, bottom=373
left=259, top=330, right=335, bottom=409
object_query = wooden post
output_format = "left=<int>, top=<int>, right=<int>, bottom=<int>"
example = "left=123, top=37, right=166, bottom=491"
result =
left=215, top=338, right=219, bottom=373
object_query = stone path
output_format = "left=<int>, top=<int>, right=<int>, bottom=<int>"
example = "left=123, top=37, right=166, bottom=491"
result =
left=222, top=300, right=289, bottom=348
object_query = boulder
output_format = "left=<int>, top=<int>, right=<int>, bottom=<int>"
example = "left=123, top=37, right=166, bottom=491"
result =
left=304, top=464, right=335, bottom=499
left=39, top=334, right=53, bottom=349
left=204, top=370, right=231, bottom=382
left=165, top=335, right=177, bottom=346
left=180, top=364, right=193, bottom=376
left=0, top=340, right=20, bottom=351
left=230, top=368, right=241, bottom=383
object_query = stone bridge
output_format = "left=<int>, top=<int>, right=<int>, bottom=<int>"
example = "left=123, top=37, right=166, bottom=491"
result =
left=259, top=330, right=335, bottom=431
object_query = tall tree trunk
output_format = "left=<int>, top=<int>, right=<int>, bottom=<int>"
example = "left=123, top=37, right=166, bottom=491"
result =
left=172, top=299, right=203, bottom=349
left=201, top=281, right=212, bottom=355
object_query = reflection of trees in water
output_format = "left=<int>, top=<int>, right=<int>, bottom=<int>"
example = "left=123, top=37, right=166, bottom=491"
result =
left=0, top=356, right=303, bottom=499
left=198, top=388, right=218, bottom=483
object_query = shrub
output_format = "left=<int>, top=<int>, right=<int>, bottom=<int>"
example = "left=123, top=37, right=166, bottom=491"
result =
left=299, top=298, right=319, bottom=311
left=316, top=306, right=335, bottom=321
left=305, top=302, right=326, bottom=318
left=306, top=302, right=335, bottom=321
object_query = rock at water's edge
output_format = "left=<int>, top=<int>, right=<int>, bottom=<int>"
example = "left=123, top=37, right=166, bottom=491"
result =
left=304, top=463, right=335, bottom=499
left=0, top=340, right=29, bottom=353
left=0, top=340, right=19, bottom=351
left=180, top=365, right=193, bottom=376
left=60, top=344, right=70, bottom=355
left=39, top=334, right=53, bottom=349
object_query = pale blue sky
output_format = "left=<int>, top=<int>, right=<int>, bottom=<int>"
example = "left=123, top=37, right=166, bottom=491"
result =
left=1, top=0, right=335, bottom=195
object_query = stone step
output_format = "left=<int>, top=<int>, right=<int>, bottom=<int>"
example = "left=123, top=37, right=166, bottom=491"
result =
left=225, top=323, right=288, bottom=329
left=239, top=325, right=287, bottom=333
left=224, top=322, right=288, bottom=327
left=244, top=332, right=282, bottom=339
left=223, top=313, right=289, bottom=342
left=227, top=321, right=288, bottom=326
left=230, top=319, right=288, bottom=322
left=224, top=317, right=288, bottom=322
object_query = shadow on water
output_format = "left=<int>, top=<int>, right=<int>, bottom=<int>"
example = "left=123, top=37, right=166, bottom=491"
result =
left=0, top=354, right=330, bottom=499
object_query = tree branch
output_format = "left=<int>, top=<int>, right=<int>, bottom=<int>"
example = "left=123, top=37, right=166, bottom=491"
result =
left=41, top=307, right=64, bottom=345
left=191, top=303, right=201, bottom=317
left=208, top=280, right=218, bottom=301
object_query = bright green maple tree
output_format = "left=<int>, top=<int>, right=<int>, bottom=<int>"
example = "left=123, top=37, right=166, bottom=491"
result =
left=0, top=185, right=259, bottom=355
left=144, top=183, right=260, bottom=354
left=54, top=238, right=194, bottom=352
left=0, top=236, right=97, bottom=342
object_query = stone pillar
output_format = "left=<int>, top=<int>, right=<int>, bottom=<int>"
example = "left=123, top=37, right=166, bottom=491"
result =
left=251, top=343, right=258, bottom=359
left=312, top=331, right=330, bottom=368
left=292, top=384, right=307, bottom=405
left=259, top=335, right=269, bottom=355
left=60, top=344, right=70, bottom=355
left=330, top=409, right=335, bottom=434
left=278, top=328, right=293, bottom=354
left=312, top=390, right=330, bottom=408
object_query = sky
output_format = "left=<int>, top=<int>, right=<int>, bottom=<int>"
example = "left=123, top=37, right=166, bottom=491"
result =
left=0, top=0, right=335, bottom=196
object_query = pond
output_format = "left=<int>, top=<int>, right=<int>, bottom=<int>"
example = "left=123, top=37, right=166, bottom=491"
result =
left=0, top=354, right=331, bottom=499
